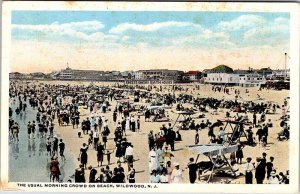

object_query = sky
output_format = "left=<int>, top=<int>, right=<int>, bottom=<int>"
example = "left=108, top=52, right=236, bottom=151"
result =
left=11, top=11, right=290, bottom=73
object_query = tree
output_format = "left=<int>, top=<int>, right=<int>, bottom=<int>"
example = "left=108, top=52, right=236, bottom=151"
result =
left=211, top=65, right=233, bottom=73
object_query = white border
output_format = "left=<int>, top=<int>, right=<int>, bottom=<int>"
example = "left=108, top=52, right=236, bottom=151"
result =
left=1, top=1, right=299, bottom=193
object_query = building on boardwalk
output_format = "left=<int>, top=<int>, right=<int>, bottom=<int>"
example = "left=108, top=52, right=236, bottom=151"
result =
left=183, top=71, right=202, bottom=82
left=131, top=69, right=184, bottom=82
left=205, top=73, right=266, bottom=87
left=204, top=73, right=240, bottom=85
left=53, top=67, right=112, bottom=81
left=238, top=73, right=267, bottom=87
left=204, top=64, right=267, bottom=87
left=267, top=69, right=290, bottom=81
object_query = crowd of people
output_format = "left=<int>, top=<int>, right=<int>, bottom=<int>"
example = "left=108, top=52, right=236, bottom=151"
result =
left=8, top=81, right=290, bottom=184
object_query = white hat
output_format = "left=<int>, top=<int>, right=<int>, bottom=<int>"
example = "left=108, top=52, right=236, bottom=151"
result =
left=149, top=152, right=156, bottom=157
left=270, top=171, right=276, bottom=176
left=173, top=162, right=180, bottom=167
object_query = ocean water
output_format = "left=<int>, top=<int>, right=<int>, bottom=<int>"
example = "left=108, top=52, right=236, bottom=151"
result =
left=9, top=99, right=76, bottom=182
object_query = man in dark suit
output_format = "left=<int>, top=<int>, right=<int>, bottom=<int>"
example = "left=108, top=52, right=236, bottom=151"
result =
left=255, top=157, right=266, bottom=184
left=167, top=128, right=176, bottom=151
left=187, top=157, right=198, bottom=183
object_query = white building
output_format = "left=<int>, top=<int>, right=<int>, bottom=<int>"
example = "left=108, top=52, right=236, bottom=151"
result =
left=204, top=73, right=240, bottom=85
left=238, top=74, right=266, bottom=87
left=205, top=73, right=266, bottom=87
left=132, top=71, right=146, bottom=80
left=267, top=69, right=290, bottom=80
left=133, top=69, right=184, bottom=82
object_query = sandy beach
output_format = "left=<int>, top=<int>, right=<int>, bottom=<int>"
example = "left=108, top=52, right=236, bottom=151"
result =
left=27, top=80, right=289, bottom=184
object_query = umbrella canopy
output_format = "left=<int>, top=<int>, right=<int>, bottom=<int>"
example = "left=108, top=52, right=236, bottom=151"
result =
left=187, top=144, right=238, bottom=157
left=174, top=110, right=196, bottom=115
left=147, top=106, right=165, bottom=110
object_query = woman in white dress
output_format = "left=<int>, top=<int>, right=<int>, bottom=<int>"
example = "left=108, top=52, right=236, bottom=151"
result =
left=171, top=162, right=183, bottom=183
left=148, top=148, right=158, bottom=174
left=125, top=117, right=130, bottom=131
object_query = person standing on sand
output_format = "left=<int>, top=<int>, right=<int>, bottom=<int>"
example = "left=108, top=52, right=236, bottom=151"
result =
left=75, top=110, right=80, bottom=128
left=171, top=162, right=183, bottom=183
left=148, top=130, right=155, bottom=151
left=236, top=143, right=244, bottom=164
left=113, top=161, right=125, bottom=183
left=256, top=126, right=263, bottom=145
left=125, top=117, right=130, bottom=132
left=136, top=116, right=140, bottom=132
left=88, top=166, right=98, bottom=183
left=266, top=156, right=274, bottom=179
left=125, top=143, right=134, bottom=171
left=50, top=156, right=60, bottom=182
left=167, top=127, right=176, bottom=151
left=145, top=109, right=150, bottom=122
left=195, top=130, right=199, bottom=145
left=253, top=112, right=257, bottom=127
left=255, top=157, right=266, bottom=184
left=86, top=117, right=91, bottom=134
left=244, top=157, right=254, bottom=184
left=113, top=111, right=117, bottom=123
left=75, top=164, right=85, bottom=183
left=79, top=143, right=89, bottom=169
left=262, top=124, right=269, bottom=144
left=97, top=141, right=104, bottom=167
left=27, top=121, right=32, bottom=139
left=149, top=147, right=158, bottom=173
left=127, top=166, right=136, bottom=183
left=92, top=129, right=99, bottom=149
left=58, top=139, right=65, bottom=161
left=186, top=158, right=198, bottom=184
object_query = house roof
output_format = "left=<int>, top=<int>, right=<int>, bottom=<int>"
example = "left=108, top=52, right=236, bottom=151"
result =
left=186, top=70, right=201, bottom=75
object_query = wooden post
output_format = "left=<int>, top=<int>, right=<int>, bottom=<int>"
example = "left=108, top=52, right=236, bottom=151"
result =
left=207, top=155, right=215, bottom=183
left=172, top=114, right=181, bottom=129
left=195, top=154, right=200, bottom=163
left=223, top=154, right=236, bottom=177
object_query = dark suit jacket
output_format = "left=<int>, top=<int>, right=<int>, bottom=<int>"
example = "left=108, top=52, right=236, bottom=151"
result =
left=255, top=162, right=266, bottom=179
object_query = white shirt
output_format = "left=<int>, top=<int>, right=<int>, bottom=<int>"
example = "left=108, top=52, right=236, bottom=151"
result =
left=219, top=130, right=225, bottom=138
left=159, top=175, right=168, bottom=183
left=125, top=146, right=134, bottom=156
left=231, top=164, right=240, bottom=176
left=160, top=129, right=165, bottom=136
left=93, top=132, right=99, bottom=138
left=269, top=176, right=279, bottom=184
left=171, top=169, right=183, bottom=183
left=244, top=162, right=254, bottom=173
